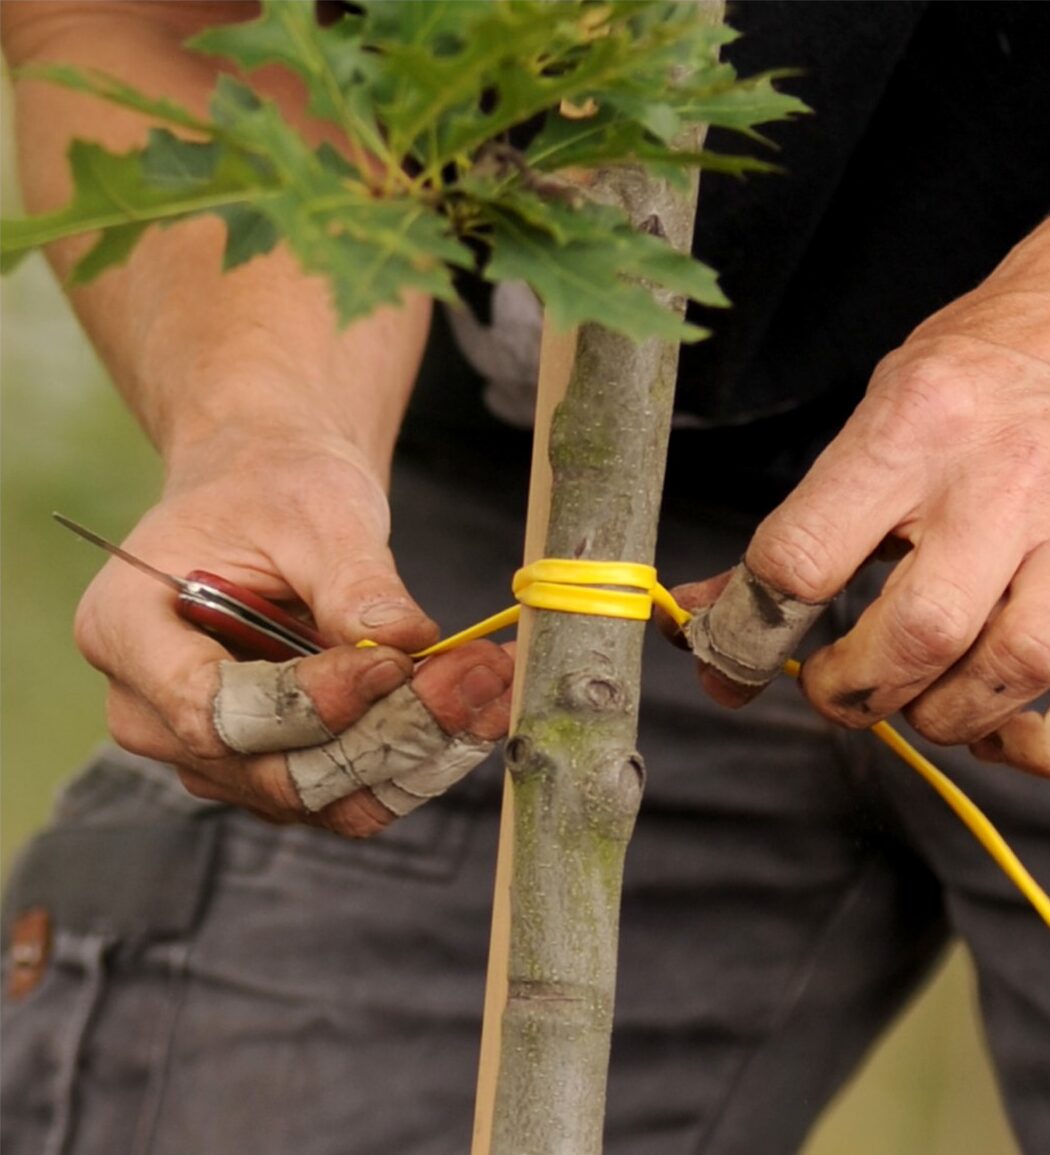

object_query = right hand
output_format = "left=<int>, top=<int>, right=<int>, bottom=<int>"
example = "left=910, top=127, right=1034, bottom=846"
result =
left=74, top=426, right=514, bottom=837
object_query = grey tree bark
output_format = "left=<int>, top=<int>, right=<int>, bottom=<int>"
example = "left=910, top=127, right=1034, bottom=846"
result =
left=485, top=14, right=720, bottom=1145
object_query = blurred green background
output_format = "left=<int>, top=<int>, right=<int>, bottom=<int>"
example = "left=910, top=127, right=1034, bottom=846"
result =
left=1, top=88, right=1017, bottom=1155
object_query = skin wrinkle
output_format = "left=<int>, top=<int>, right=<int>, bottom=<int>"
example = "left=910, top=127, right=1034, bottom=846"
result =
left=2, top=1, right=518, bottom=838
left=9, top=2, right=1049, bottom=840
left=748, top=512, right=844, bottom=604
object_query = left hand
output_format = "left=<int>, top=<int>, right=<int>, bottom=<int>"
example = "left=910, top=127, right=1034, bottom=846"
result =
left=671, top=220, right=1050, bottom=776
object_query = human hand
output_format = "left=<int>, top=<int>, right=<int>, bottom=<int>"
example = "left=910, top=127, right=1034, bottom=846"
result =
left=671, top=223, right=1050, bottom=776
left=73, top=427, right=513, bottom=836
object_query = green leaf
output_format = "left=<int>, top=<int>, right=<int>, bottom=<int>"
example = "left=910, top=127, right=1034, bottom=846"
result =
left=256, top=188, right=470, bottom=324
left=676, top=72, right=810, bottom=139
left=14, top=64, right=212, bottom=134
left=190, top=0, right=389, bottom=167
left=215, top=205, right=279, bottom=270
left=141, top=130, right=223, bottom=189
left=3, top=0, right=806, bottom=344
left=1, top=138, right=275, bottom=278
left=525, top=104, right=780, bottom=178
left=193, top=73, right=473, bottom=320
left=69, top=222, right=149, bottom=285
left=483, top=208, right=722, bottom=345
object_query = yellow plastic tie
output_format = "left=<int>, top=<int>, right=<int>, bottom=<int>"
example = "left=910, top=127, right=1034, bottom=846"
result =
left=357, top=558, right=1050, bottom=927
left=783, top=660, right=1050, bottom=929
left=395, top=558, right=688, bottom=659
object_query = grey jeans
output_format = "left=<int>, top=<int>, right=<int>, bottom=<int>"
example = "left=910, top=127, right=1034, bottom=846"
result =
left=4, top=452, right=1050, bottom=1155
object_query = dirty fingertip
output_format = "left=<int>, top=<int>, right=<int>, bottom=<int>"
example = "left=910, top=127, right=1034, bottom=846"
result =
left=669, top=572, right=734, bottom=612
left=970, top=732, right=1006, bottom=764
left=698, top=664, right=759, bottom=709
left=654, top=604, right=692, bottom=651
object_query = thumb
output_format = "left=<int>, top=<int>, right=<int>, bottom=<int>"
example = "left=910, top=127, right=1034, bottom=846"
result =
left=688, top=419, right=913, bottom=696
left=300, top=544, right=440, bottom=653
left=273, top=504, right=440, bottom=653
left=316, top=546, right=440, bottom=652
left=685, top=562, right=828, bottom=695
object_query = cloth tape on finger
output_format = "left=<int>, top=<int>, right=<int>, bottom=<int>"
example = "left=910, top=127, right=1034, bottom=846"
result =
left=212, top=661, right=491, bottom=815
left=286, top=685, right=491, bottom=814
left=370, top=736, right=492, bottom=817
left=686, top=563, right=829, bottom=687
left=214, top=660, right=334, bottom=753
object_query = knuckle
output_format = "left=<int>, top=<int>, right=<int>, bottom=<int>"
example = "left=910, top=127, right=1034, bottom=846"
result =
left=104, top=696, right=148, bottom=756
left=871, top=355, right=978, bottom=446
left=258, top=757, right=306, bottom=815
left=990, top=623, right=1050, bottom=689
left=316, top=793, right=390, bottom=839
left=168, top=702, right=228, bottom=761
left=886, top=580, right=976, bottom=669
left=173, top=767, right=229, bottom=803
left=901, top=701, right=959, bottom=747
left=72, top=593, right=108, bottom=671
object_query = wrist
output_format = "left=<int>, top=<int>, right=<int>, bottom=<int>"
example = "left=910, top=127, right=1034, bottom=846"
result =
left=97, top=227, right=431, bottom=482
left=161, top=419, right=392, bottom=529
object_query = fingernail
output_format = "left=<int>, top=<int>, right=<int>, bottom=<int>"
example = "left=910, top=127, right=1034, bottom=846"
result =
left=461, top=664, right=508, bottom=710
left=360, top=659, right=407, bottom=701
left=359, top=599, right=417, bottom=628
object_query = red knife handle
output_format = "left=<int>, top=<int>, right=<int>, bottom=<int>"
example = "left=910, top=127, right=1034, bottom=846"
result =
left=178, top=570, right=329, bottom=662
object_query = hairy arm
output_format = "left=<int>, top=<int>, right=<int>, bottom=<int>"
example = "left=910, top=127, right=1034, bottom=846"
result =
left=4, top=1, right=512, bottom=833
left=675, top=216, right=1050, bottom=776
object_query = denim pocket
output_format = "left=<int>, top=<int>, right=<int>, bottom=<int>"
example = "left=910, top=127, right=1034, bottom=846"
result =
left=1, top=774, right=220, bottom=1155
left=1, top=926, right=115, bottom=1155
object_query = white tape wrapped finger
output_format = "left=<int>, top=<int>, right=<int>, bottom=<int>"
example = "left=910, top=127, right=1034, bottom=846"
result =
left=286, top=684, right=491, bottom=813
left=370, top=737, right=492, bottom=817
left=686, top=563, right=829, bottom=688
left=213, top=660, right=334, bottom=754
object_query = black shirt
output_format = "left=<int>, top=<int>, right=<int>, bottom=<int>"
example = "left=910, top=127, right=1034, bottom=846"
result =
left=406, top=1, right=1050, bottom=512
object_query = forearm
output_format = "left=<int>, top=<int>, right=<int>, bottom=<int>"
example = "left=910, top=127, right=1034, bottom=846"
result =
left=4, top=1, right=430, bottom=482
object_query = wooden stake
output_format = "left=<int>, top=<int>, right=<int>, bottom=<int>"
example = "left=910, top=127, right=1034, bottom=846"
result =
left=471, top=321, right=579, bottom=1155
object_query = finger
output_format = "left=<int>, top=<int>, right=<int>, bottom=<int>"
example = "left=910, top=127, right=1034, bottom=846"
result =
left=212, top=645, right=413, bottom=754
left=744, top=386, right=925, bottom=605
left=971, top=710, right=1050, bottom=777
left=276, top=536, right=440, bottom=654
left=669, top=570, right=780, bottom=706
left=688, top=389, right=928, bottom=696
left=904, top=542, right=1050, bottom=744
left=656, top=572, right=732, bottom=651
left=106, top=681, right=194, bottom=766
left=372, top=641, right=514, bottom=820
left=411, top=641, right=515, bottom=741
left=109, top=633, right=511, bottom=825
left=77, top=564, right=235, bottom=761
left=685, top=562, right=830, bottom=702
left=106, top=677, right=299, bottom=809
left=105, top=624, right=421, bottom=826
left=112, top=642, right=510, bottom=831
left=801, top=504, right=1023, bottom=727
left=681, top=460, right=912, bottom=700
left=286, top=640, right=513, bottom=813
left=173, top=765, right=293, bottom=819
left=309, top=789, right=397, bottom=839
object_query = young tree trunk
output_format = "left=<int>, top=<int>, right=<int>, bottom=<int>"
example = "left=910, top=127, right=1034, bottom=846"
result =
left=475, top=11, right=719, bottom=1143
